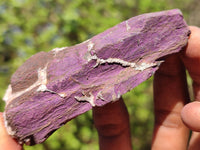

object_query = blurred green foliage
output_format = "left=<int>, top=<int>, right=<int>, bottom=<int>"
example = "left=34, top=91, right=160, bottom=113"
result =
left=0, top=0, right=198, bottom=149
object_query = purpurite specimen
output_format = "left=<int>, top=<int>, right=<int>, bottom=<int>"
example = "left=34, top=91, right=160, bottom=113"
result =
left=3, top=9, right=190, bottom=145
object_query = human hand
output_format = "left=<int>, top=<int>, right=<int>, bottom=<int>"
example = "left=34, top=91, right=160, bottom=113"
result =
left=152, top=26, right=200, bottom=150
left=93, top=26, right=200, bottom=150
left=0, top=112, right=23, bottom=150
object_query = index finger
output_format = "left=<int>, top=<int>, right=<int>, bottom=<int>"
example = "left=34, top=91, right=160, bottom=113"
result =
left=180, top=26, right=200, bottom=150
left=180, top=26, right=200, bottom=130
left=152, top=53, right=190, bottom=150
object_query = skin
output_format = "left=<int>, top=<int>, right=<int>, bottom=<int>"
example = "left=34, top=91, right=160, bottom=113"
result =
left=93, top=98, right=132, bottom=150
left=93, top=26, right=200, bottom=150
left=1, top=26, right=200, bottom=149
left=0, top=113, right=22, bottom=150
left=152, top=26, right=200, bottom=150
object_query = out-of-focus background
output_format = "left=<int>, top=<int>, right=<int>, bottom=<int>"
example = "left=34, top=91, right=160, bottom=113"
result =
left=0, top=0, right=199, bottom=149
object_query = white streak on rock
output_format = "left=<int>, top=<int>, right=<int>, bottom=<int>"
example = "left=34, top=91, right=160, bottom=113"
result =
left=58, top=93, right=66, bottom=98
left=3, top=84, right=12, bottom=102
left=36, top=65, right=48, bottom=92
left=3, top=64, right=66, bottom=105
left=94, top=57, right=136, bottom=68
left=91, top=55, right=159, bottom=71
left=97, top=91, right=105, bottom=101
left=24, top=138, right=31, bottom=145
left=36, top=84, right=48, bottom=92
left=86, top=41, right=96, bottom=62
left=87, top=41, right=94, bottom=52
left=3, top=65, right=49, bottom=105
left=37, top=65, right=48, bottom=85
left=3, top=112, right=16, bottom=136
left=37, top=66, right=66, bottom=98
left=135, top=62, right=157, bottom=71
left=126, top=21, right=131, bottom=31
left=52, top=47, right=66, bottom=55
left=75, top=92, right=95, bottom=107
left=85, top=38, right=159, bottom=71
left=117, top=92, right=121, bottom=99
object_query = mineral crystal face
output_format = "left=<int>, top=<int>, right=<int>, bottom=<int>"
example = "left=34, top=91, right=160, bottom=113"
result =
left=3, top=9, right=190, bottom=145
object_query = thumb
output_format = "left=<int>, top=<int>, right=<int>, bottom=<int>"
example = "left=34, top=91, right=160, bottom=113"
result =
left=0, top=112, right=23, bottom=150
left=181, top=102, right=200, bottom=131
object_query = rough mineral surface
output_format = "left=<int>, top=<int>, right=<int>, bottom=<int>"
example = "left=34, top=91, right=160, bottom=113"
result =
left=3, top=9, right=190, bottom=145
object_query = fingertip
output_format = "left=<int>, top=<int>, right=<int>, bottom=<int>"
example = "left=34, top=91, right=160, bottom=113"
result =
left=182, top=26, right=200, bottom=59
left=0, top=112, right=23, bottom=150
left=189, top=26, right=200, bottom=33
left=181, top=102, right=200, bottom=131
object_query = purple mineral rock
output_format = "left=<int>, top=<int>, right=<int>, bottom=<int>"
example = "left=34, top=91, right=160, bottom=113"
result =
left=3, top=9, right=190, bottom=145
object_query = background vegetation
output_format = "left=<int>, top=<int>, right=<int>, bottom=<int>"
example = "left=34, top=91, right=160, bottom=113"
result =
left=0, top=0, right=199, bottom=149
